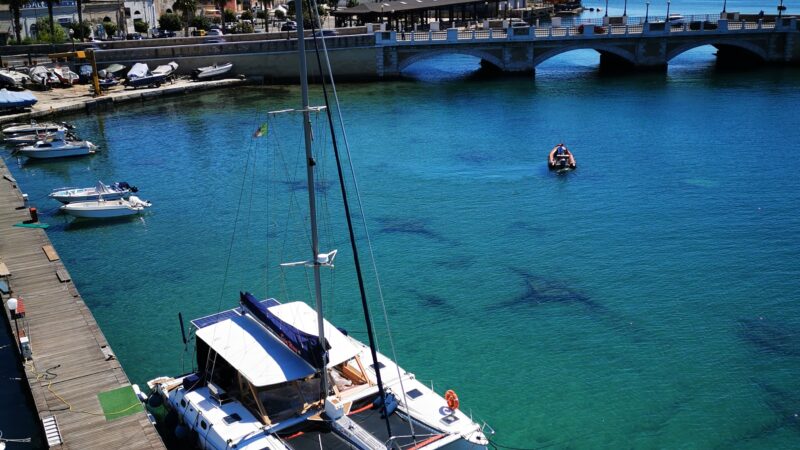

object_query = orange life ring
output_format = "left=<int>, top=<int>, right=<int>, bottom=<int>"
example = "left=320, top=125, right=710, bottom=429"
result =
left=444, top=389, right=459, bottom=411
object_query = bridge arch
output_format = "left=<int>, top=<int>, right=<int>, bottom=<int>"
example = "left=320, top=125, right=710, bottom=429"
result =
left=533, top=44, right=636, bottom=68
left=667, top=39, right=767, bottom=62
left=398, top=48, right=505, bottom=72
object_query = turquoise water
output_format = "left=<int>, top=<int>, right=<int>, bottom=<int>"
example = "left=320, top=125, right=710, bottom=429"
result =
left=4, top=5, right=800, bottom=449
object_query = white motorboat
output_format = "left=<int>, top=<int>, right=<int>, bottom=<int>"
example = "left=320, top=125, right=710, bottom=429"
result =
left=59, top=195, right=151, bottom=218
left=124, top=63, right=166, bottom=89
left=2, top=121, right=70, bottom=136
left=49, top=181, right=138, bottom=204
left=0, top=69, right=32, bottom=89
left=144, top=3, right=492, bottom=449
left=15, top=131, right=96, bottom=159
left=191, top=62, right=233, bottom=81
left=151, top=61, right=178, bottom=80
left=4, top=127, right=71, bottom=145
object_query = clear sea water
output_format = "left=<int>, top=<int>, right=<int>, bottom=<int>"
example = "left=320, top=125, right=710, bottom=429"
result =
left=3, top=2, right=800, bottom=448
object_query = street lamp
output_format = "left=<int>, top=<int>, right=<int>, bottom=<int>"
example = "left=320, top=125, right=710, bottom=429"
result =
left=604, top=0, right=609, bottom=17
left=68, top=28, right=75, bottom=52
left=624, top=0, right=628, bottom=16
left=722, top=0, right=727, bottom=13
left=666, top=0, right=671, bottom=20
left=645, top=1, right=650, bottom=22
left=778, top=0, right=785, bottom=19
left=6, top=298, right=21, bottom=354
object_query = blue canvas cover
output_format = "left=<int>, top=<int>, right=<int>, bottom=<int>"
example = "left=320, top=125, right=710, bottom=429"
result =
left=240, top=292, right=329, bottom=369
left=0, top=89, right=37, bottom=109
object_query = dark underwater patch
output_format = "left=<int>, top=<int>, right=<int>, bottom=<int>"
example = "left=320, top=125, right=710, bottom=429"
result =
left=737, top=317, right=800, bottom=357
left=282, top=179, right=333, bottom=194
left=408, top=288, right=450, bottom=309
left=376, top=217, right=444, bottom=241
left=500, top=267, right=604, bottom=311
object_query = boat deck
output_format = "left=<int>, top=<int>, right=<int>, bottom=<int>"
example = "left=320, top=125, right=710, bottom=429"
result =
left=0, top=159, right=165, bottom=449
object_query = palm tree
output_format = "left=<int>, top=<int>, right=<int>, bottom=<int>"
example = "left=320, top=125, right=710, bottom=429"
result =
left=173, top=0, right=197, bottom=37
left=0, top=0, right=29, bottom=44
left=44, top=0, right=59, bottom=43
left=76, top=0, right=84, bottom=40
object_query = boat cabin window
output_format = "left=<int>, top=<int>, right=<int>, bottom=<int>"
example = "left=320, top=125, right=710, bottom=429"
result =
left=256, top=377, right=321, bottom=422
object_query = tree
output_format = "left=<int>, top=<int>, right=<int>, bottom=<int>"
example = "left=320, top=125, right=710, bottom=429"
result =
left=189, top=15, right=211, bottom=30
left=241, top=10, right=253, bottom=21
left=287, top=0, right=323, bottom=28
left=0, top=0, right=28, bottom=44
left=102, top=19, right=117, bottom=38
left=69, top=20, right=92, bottom=40
left=44, top=0, right=59, bottom=43
left=158, top=13, right=184, bottom=33
left=223, top=8, right=236, bottom=23
left=35, top=17, right=67, bottom=43
left=76, top=0, right=84, bottom=41
left=346, top=0, right=358, bottom=7
left=172, top=0, right=198, bottom=37
left=133, top=19, right=149, bottom=33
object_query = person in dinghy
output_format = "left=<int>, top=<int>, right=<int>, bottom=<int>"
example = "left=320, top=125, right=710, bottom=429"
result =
left=548, top=143, right=577, bottom=172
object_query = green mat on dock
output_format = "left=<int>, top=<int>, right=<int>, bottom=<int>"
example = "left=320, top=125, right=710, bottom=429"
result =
left=97, top=386, right=143, bottom=421
left=13, top=222, right=49, bottom=228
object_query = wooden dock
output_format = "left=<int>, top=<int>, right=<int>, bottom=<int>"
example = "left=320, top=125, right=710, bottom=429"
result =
left=0, top=160, right=165, bottom=449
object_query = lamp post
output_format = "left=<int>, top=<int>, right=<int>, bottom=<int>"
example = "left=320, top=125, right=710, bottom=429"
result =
left=778, top=0, right=785, bottom=19
left=6, top=298, right=21, bottom=354
left=722, top=0, right=727, bottom=13
left=69, top=28, right=75, bottom=52
left=645, top=1, right=650, bottom=22
left=624, top=0, right=628, bottom=16
left=604, top=0, right=609, bottom=17
left=666, top=0, right=671, bottom=20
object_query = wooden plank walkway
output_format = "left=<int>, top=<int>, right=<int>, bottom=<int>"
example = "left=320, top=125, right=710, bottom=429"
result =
left=0, top=160, right=166, bottom=449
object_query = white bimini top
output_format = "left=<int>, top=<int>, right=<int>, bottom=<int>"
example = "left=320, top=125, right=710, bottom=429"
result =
left=196, top=314, right=316, bottom=387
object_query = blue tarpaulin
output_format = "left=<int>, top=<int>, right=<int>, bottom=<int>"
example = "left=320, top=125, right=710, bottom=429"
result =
left=240, top=292, right=329, bottom=369
left=0, top=89, right=37, bottom=109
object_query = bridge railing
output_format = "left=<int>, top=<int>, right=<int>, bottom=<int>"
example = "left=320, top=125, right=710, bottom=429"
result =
left=378, top=14, right=790, bottom=45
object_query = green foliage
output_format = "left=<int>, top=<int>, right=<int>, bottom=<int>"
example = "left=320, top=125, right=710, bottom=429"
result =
left=133, top=19, right=149, bottom=33
left=346, top=0, right=358, bottom=7
left=102, top=20, right=118, bottom=37
left=35, top=18, right=68, bottom=43
left=223, top=8, right=236, bottom=23
left=190, top=15, right=211, bottom=30
left=286, top=1, right=322, bottom=28
left=256, top=10, right=266, bottom=19
left=273, top=9, right=285, bottom=20
left=69, top=20, right=92, bottom=40
left=241, top=10, right=253, bottom=21
left=231, top=21, right=254, bottom=33
left=158, top=13, right=184, bottom=32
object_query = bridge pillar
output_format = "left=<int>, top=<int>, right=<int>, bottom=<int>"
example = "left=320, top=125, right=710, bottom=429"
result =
left=633, top=40, right=668, bottom=71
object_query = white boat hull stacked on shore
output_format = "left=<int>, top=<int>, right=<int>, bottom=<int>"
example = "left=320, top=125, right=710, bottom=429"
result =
left=59, top=196, right=151, bottom=218
left=2, top=121, right=70, bottom=136
left=191, top=62, right=233, bottom=81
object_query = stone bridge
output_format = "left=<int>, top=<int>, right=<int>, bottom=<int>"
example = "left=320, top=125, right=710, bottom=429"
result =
left=75, top=14, right=800, bottom=82
left=376, top=15, right=800, bottom=77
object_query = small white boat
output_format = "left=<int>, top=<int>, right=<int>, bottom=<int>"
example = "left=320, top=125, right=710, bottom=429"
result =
left=50, top=181, right=138, bottom=204
left=124, top=63, right=166, bottom=89
left=60, top=196, right=151, bottom=218
left=0, top=69, right=32, bottom=89
left=15, top=131, right=96, bottom=159
left=4, top=127, right=71, bottom=144
left=151, top=61, right=178, bottom=79
left=2, top=121, right=70, bottom=136
left=0, top=89, right=37, bottom=110
left=191, top=62, right=233, bottom=81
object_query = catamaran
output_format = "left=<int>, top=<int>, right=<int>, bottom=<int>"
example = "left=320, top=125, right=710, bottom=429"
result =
left=142, top=1, right=492, bottom=448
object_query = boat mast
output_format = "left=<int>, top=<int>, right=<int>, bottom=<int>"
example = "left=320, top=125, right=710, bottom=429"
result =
left=295, top=1, right=329, bottom=400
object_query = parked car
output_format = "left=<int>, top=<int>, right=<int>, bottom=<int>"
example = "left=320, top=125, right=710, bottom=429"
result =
left=155, top=29, right=177, bottom=38
left=667, top=14, right=685, bottom=26
left=192, top=29, right=207, bottom=37
left=126, top=32, right=143, bottom=40
left=281, top=21, right=297, bottom=31
left=208, top=28, right=224, bottom=36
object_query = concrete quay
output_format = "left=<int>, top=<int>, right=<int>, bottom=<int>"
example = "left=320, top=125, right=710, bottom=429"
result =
left=0, top=77, right=248, bottom=125
left=0, top=160, right=167, bottom=449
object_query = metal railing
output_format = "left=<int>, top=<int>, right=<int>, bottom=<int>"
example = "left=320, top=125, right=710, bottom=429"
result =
left=377, top=15, right=789, bottom=46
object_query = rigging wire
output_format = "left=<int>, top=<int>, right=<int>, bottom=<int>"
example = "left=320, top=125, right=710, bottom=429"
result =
left=304, top=0, right=427, bottom=440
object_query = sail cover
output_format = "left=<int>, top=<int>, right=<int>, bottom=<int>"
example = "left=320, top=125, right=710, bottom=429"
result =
left=240, top=292, right=360, bottom=369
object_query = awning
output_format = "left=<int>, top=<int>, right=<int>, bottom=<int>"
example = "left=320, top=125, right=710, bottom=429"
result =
left=196, top=314, right=316, bottom=388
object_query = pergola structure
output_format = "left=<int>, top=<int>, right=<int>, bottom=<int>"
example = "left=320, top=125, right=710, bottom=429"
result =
left=332, top=0, right=528, bottom=30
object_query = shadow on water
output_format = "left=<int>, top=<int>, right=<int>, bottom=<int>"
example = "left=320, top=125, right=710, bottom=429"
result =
left=407, top=288, right=452, bottom=309
left=737, top=317, right=800, bottom=357
left=61, top=215, right=148, bottom=231
left=375, top=216, right=448, bottom=242
left=281, top=179, right=333, bottom=194
left=717, top=379, right=800, bottom=448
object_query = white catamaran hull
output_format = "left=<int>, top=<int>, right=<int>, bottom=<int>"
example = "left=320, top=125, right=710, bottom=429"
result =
left=60, top=197, right=150, bottom=218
